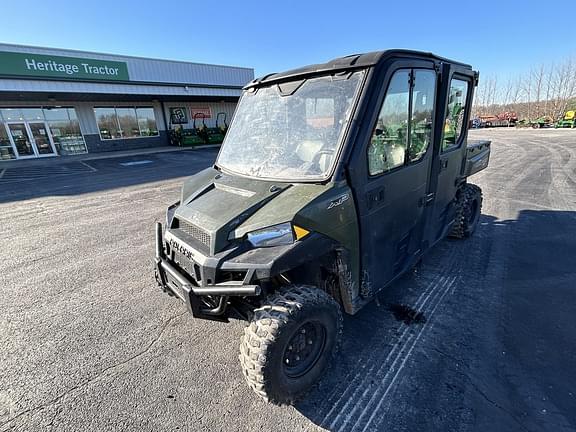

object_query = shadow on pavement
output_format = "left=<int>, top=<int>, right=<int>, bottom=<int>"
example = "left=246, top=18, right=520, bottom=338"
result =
left=0, top=149, right=218, bottom=204
left=295, top=210, right=576, bottom=432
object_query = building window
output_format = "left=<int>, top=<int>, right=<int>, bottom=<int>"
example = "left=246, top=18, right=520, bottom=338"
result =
left=43, top=107, right=86, bottom=156
left=94, top=108, right=122, bottom=139
left=0, top=121, right=16, bottom=160
left=136, top=108, right=159, bottom=136
left=0, top=108, right=44, bottom=122
left=94, top=106, right=159, bottom=140
left=0, top=106, right=87, bottom=157
left=116, top=108, right=140, bottom=139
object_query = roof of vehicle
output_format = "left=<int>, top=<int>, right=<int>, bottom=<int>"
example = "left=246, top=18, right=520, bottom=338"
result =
left=246, top=49, right=473, bottom=88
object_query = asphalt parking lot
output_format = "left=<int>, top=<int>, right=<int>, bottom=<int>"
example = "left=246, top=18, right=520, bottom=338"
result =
left=1, top=129, right=576, bottom=432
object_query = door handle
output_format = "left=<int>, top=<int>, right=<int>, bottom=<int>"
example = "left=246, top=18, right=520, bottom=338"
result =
left=440, top=159, right=449, bottom=171
left=419, top=193, right=435, bottom=207
left=367, top=187, right=385, bottom=210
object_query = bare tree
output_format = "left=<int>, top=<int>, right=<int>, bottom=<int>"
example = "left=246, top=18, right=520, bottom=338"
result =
left=553, top=57, right=576, bottom=119
left=502, top=77, right=514, bottom=110
left=519, top=71, right=533, bottom=120
left=472, top=55, right=576, bottom=122
left=532, top=65, right=545, bottom=118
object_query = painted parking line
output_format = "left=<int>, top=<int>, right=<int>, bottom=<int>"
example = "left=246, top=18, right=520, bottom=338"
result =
left=0, top=163, right=97, bottom=183
left=119, top=160, right=154, bottom=167
left=80, top=161, right=98, bottom=172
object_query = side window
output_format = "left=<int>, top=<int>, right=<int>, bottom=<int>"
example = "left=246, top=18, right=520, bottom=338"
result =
left=442, top=78, right=469, bottom=151
left=368, top=71, right=410, bottom=176
left=409, top=70, right=436, bottom=162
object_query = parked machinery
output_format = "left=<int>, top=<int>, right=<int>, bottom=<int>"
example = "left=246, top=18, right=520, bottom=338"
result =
left=516, top=116, right=553, bottom=129
left=205, top=112, right=228, bottom=144
left=555, top=110, right=576, bottom=128
left=180, top=113, right=209, bottom=146
left=474, top=112, right=517, bottom=128
left=154, top=49, right=491, bottom=405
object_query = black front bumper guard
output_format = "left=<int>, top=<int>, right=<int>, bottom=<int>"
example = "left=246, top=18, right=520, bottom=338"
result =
left=154, top=222, right=261, bottom=321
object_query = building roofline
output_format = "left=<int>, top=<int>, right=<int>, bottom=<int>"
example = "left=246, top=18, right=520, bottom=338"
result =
left=0, top=42, right=254, bottom=72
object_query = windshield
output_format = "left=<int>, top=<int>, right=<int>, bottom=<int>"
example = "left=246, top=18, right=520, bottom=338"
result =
left=217, top=71, right=365, bottom=181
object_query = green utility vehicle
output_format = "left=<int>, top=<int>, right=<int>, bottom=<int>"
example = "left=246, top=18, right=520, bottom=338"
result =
left=154, top=50, right=491, bottom=404
left=205, top=112, right=228, bottom=144
left=179, top=113, right=209, bottom=146
left=555, top=110, right=576, bottom=128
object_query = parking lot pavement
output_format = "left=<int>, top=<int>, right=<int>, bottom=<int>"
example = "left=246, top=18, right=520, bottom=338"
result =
left=1, top=131, right=575, bottom=432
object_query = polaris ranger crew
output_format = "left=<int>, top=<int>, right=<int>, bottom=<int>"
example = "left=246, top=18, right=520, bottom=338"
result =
left=154, top=50, right=491, bottom=404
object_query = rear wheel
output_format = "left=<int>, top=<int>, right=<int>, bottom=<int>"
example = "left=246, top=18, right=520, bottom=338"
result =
left=449, top=183, right=482, bottom=239
left=239, top=285, right=342, bottom=405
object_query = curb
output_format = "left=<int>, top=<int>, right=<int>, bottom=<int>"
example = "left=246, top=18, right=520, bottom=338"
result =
left=0, top=144, right=220, bottom=169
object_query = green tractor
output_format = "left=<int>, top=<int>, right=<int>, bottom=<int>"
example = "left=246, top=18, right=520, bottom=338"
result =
left=205, top=112, right=228, bottom=144
left=516, top=116, right=552, bottom=129
left=555, top=110, right=576, bottom=128
left=531, top=116, right=553, bottom=129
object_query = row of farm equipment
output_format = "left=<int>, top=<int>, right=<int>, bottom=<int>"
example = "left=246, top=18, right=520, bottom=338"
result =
left=168, top=112, right=229, bottom=147
left=472, top=110, right=576, bottom=129
left=170, top=108, right=574, bottom=146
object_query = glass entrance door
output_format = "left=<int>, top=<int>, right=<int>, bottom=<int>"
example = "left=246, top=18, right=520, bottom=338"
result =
left=28, top=122, right=57, bottom=156
left=6, top=122, right=57, bottom=158
left=7, top=123, right=35, bottom=158
left=0, top=123, right=16, bottom=160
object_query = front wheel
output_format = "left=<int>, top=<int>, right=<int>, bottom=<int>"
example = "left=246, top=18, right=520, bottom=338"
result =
left=449, top=183, right=483, bottom=239
left=239, top=285, right=342, bottom=405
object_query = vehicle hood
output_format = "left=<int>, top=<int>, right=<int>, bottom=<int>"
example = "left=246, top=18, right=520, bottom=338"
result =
left=174, top=168, right=327, bottom=254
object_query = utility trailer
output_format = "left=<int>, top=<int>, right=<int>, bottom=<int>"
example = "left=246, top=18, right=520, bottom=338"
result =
left=154, top=49, right=491, bottom=404
left=474, top=113, right=517, bottom=128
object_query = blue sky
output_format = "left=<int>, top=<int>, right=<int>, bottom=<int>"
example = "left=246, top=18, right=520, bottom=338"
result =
left=0, top=0, right=573, bottom=81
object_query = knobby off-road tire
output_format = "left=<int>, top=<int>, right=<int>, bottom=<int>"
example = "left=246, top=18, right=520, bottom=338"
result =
left=449, top=183, right=483, bottom=239
left=239, top=285, right=343, bottom=405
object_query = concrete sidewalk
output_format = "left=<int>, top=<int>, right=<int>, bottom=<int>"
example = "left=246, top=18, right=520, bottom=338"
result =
left=0, top=144, right=220, bottom=169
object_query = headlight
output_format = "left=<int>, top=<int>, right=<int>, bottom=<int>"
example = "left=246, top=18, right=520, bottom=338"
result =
left=166, top=201, right=180, bottom=227
left=246, top=222, right=310, bottom=247
left=247, top=222, right=293, bottom=247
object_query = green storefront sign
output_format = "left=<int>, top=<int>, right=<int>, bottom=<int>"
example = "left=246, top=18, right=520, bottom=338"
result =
left=0, top=51, right=130, bottom=81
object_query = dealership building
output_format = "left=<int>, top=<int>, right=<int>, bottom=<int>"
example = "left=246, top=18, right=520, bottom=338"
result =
left=0, top=43, right=254, bottom=161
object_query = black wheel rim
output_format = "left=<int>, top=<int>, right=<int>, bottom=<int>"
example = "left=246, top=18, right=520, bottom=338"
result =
left=282, top=321, right=327, bottom=379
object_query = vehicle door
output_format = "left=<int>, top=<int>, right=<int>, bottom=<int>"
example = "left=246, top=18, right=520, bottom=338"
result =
left=427, top=71, right=474, bottom=242
left=348, top=64, right=438, bottom=294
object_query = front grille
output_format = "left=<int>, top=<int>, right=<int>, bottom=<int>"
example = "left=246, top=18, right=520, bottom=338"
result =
left=173, top=249, right=201, bottom=282
left=176, top=218, right=211, bottom=249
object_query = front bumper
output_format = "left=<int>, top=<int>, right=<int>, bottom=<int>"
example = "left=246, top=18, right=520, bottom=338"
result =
left=154, top=222, right=261, bottom=321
